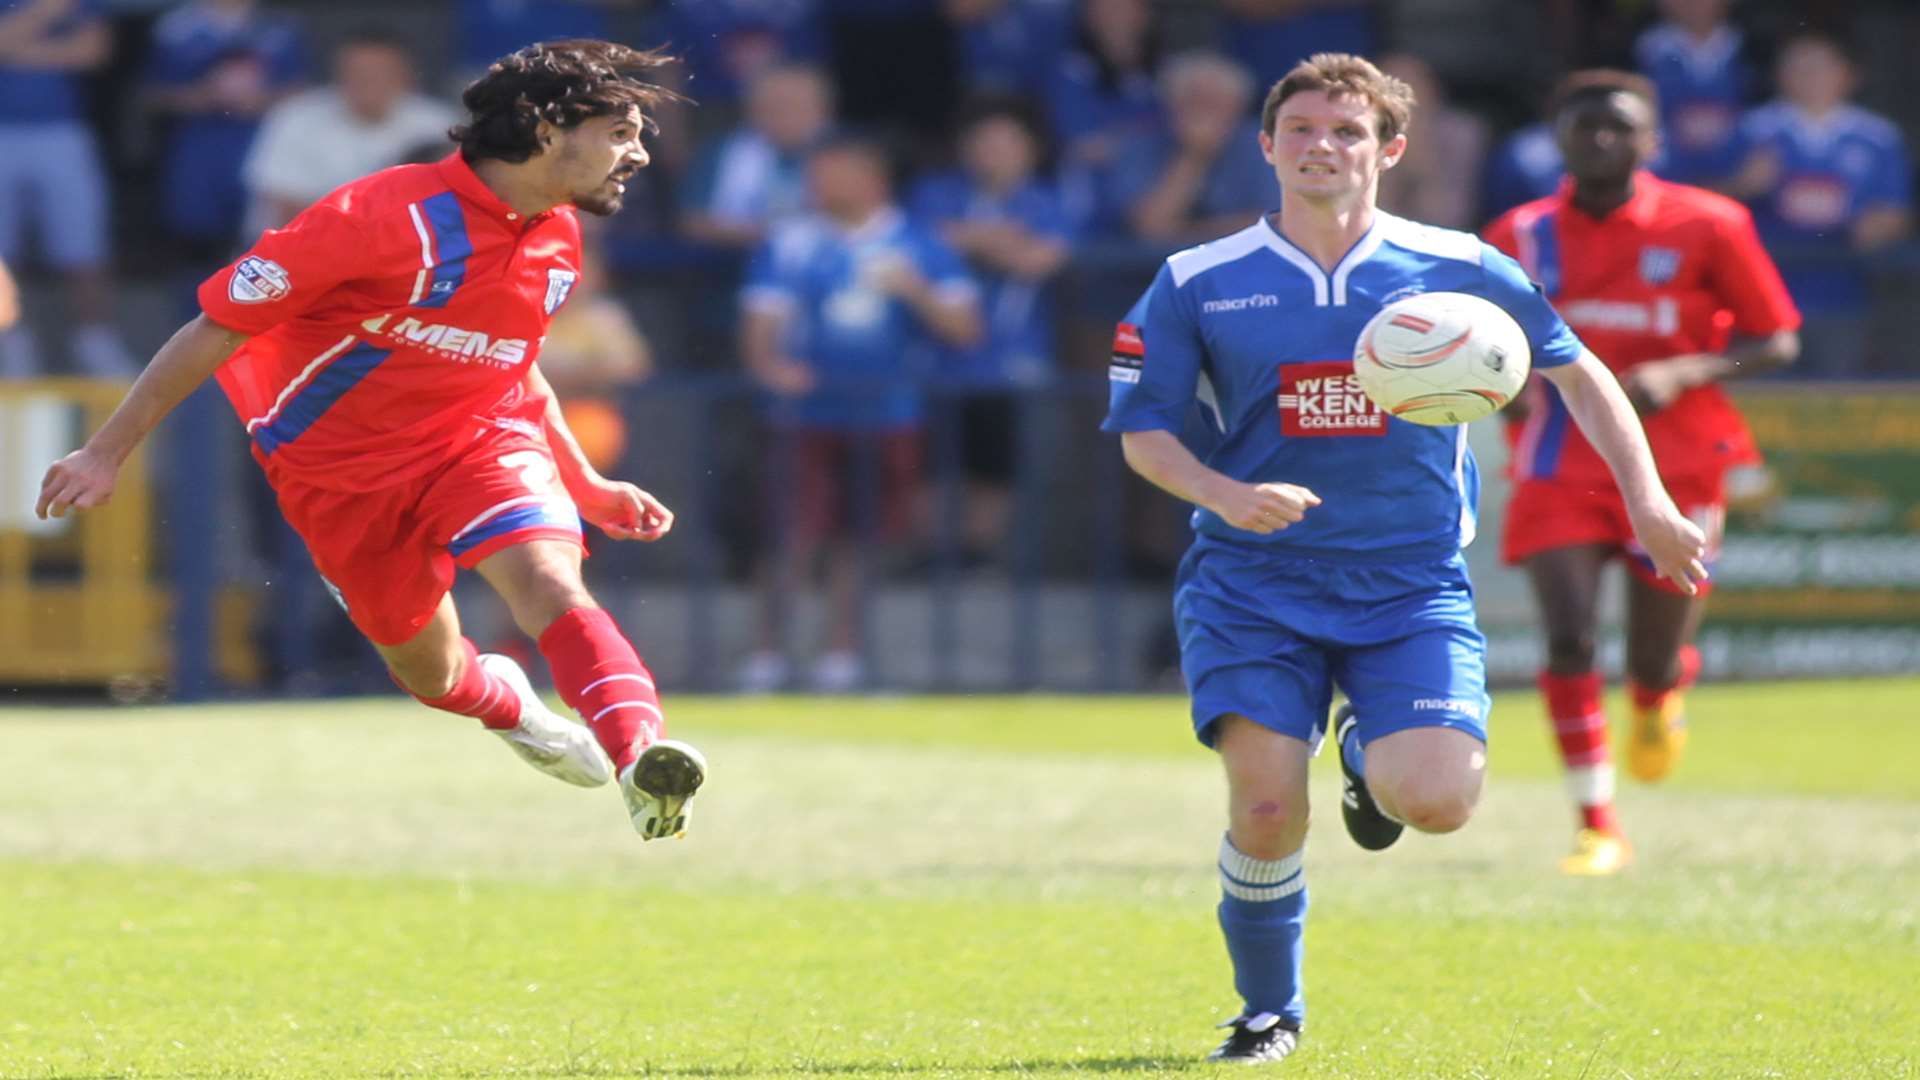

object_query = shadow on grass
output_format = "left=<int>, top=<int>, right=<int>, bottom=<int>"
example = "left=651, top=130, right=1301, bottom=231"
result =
left=660, top=1059, right=1200, bottom=1076
left=351, top=1055, right=1206, bottom=1078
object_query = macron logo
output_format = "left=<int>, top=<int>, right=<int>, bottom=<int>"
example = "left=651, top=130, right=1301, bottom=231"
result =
left=1413, top=697, right=1484, bottom=720
left=1202, top=293, right=1280, bottom=314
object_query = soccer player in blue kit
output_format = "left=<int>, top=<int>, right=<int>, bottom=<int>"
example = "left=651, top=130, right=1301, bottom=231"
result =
left=1102, top=54, right=1710, bottom=1064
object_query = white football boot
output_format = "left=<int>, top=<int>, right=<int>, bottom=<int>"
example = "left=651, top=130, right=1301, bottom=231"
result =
left=479, top=653, right=614, bottom=788
left=620, top=740, right=708, bottom=840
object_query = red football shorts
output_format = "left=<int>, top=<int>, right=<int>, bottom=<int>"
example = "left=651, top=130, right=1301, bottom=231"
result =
left=265, top=425, right=584, bottom=645
left=1502, top=471, right=1725, bottom=596
left=769, top=426, right=922, bottom=545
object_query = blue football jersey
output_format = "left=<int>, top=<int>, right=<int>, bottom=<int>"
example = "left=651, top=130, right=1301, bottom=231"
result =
left=1483, top=123, right=1565, bottom=221
left=1731, top=102, right=1913, bottom=310
left=1634, top=22, right=1753, bottom=185
left=743, top=208, right=978, bottom=429
left=908, top=171, right=1074, bottom=385
left=1102, top=213, right=1584, bottom=563
left=0, top=0, right=102, bottom=123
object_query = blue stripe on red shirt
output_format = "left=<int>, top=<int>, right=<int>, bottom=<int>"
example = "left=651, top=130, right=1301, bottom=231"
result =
left=1526, top=210, right=1561, bottom=295
left=255, top=342, right=392, bottom=454
left=1530, top=380, right=1572, bottom=480
left=417, top=191, right=472, bottom=309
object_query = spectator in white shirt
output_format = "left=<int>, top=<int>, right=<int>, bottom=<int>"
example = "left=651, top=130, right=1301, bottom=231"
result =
left=242, top=29, right=458, bottom=234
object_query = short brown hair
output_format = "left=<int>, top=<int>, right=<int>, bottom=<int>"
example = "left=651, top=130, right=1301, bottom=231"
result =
left=452, top=39, right=683, bottom=164
left=1261, top=53, right=1415, bottom=142
left=1548, top=68, right=1660, bottom=121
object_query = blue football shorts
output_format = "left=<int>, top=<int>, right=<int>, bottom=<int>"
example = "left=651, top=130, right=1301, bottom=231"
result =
left=0, top=122, right=108, bottom=269
left=1173, top=538, right=1490, bottom=750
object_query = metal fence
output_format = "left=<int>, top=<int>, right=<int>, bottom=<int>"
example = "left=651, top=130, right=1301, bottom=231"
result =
left=10, top=237, right=1920, bottom=698
left=155, top=373, right=1190, bottom=698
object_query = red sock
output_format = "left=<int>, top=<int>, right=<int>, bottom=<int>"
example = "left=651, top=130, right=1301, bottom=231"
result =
left=1540, top=671, right=1618, bottom=834
left=410, top=639, right=521, bottom=731
left=538, top=606, right=663, bottom=772
left=1629, top=644, right=1701, bottom=710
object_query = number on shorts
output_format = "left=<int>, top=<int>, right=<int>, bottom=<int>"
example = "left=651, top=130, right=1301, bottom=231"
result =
left=499, top=449, right=556, bottom=493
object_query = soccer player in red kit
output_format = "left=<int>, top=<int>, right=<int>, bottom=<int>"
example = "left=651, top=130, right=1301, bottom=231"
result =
left=36, top=40, right=705, bottom=841
left=1485, top=70, right=1800, bottom=875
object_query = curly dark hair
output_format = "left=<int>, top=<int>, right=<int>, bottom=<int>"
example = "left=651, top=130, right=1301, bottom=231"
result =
left=451, top=39, right=683, bottom=164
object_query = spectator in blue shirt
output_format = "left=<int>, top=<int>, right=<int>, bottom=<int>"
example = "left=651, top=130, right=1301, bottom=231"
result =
left=0, top=0, right=135, bottom=377
left=649, top=0, right=826, bottom=108
left=1214, top=0, right=1376, bottom=85
left=941, top=0, right=1072, bottom=97
left=1633, top=0, right=1754, bottom=185
left=681, top=63, right=835, bottom=252
left=1726, top=32, right=1913, bottom=376
left=1047, top=0, right=1164, bottom=178
left=738, top=133, right=982, bottom=693
left=1100, top=52, right=1270, bottom=246
left=1482, top=120, right=1562, bottom=222
left=143, top=0, right=308, bottom=259
left=454, top=0, right=608, bottom=82
left=909, top=93, right=1073, bottom=563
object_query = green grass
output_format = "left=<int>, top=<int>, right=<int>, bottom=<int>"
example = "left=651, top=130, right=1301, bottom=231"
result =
left=3, top=681, right=1918, bottom=1078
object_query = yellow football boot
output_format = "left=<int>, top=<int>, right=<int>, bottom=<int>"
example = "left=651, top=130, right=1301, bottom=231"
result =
left=1626, top=693, right=1688, bottom=782
left=1559, top=828, right=1633, bottom=876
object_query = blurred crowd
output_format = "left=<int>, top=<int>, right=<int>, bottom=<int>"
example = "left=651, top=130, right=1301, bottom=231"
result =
left=2, top=0, right=1918, bottom=690
left=1, top=1, right=1915, bottom=375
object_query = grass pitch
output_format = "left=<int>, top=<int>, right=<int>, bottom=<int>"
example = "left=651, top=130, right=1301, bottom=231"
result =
left=2, top=681, right=1917, bottom=1078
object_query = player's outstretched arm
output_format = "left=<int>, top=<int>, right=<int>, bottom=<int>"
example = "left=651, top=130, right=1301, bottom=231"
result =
left=1119, top=429, right=1319, bottom=535
left=36, top=314, right=248, bottom=520
left=1540, top=351, right=1708, bottom=594
left=1619, top=329, right=1800, bottom=414
left=525, top=362, right=672, bottom=543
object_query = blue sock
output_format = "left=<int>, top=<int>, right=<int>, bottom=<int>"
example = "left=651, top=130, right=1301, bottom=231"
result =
left=1341, top=723, right=1366, bottom=776
left=1216, top=834, right=1307, bottom=1025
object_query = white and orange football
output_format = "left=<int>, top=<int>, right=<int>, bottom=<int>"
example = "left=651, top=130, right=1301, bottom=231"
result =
left=1353, top=291, right=1531, bottom=426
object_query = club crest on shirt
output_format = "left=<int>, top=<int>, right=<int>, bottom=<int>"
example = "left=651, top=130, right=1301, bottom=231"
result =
left=229, top=256, right=291, bottom=304
left=1639, top=246, right=1682, bottom=286
left=544, top=267, right=578, bottom=314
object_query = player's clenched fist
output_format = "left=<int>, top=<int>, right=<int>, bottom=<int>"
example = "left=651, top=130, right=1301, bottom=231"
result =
left=1210, top=481, right=1321, bottom=535
left=36, top=448, right=120, bottom=520
left=1628, top=501, right=1709, bottom=596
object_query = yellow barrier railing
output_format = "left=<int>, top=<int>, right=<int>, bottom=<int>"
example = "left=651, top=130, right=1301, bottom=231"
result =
left=0, top=378, right=255, bottom=688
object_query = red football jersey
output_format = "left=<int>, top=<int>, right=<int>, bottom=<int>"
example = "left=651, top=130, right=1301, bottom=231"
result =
left=1484, top=173, right=1800, bottom=484
left=199, top=154, right=583, bottom=491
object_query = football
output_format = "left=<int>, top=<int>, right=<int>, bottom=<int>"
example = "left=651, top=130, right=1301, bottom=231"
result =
left=1353, top=291, right=1532, bottom=426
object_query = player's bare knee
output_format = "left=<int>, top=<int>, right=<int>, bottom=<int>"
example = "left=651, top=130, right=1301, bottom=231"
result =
left=1403, top=797, right=1475, bottom=834
left=1545, top=632, right=1597, bottom=673
left=1231, top=796, right=1309, bottom=857
left=512, top=562, right=594, bottom=634
left=1626, top=648, right=1682, bottom=691
left=1382, top=779, right=1479, bottom=834
left=531, top=570, right=593, bottom=616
